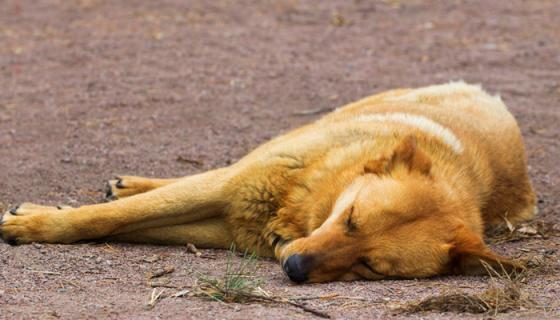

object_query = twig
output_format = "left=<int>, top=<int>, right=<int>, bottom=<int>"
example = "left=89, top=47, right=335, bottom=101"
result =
left=24, top=268, right=61, bottom=275
left=240, top=293, right=331, bottom=319
left=147, top=288, right=165, bottom=309
left=171, top=289, right=190, bottom=298
left=200, top=255, right=217, bottom=260
left=149, top=281, right=178, bottom=288
left=103, top=243, right=121, bottom=253
left=282, top=298, right=331, bottom=319
left=61, top=279, right=82, bottom=289
left=292, top=293, right=339, bottom=301
left=176, top=156, right=204, bottom=167
left=292, top=293, right=370, bottom=302
left=292, top=106, right=335, bottom=116
left=335, top=295, right=369, bottom=301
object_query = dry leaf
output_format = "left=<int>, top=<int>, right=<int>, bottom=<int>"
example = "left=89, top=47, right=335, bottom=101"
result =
left=147, top=265, right=175, bottom=279
left=517, top=225, right=538, bottom=235
left=186, top=243, right=202, bottom=257
left=143, top=254, right=160, bottom=263
left=171, top=289, right=190, bottom=298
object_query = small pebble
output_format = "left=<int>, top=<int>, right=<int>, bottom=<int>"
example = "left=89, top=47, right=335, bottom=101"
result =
left=143, top=255, right=160, bottom=263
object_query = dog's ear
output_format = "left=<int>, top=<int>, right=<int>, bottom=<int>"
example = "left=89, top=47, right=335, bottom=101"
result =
left=387, top=135, right=432, bottom=175
left=448, top=226, right=523, bottom=276
left=363, top=136, right=432, bottom=175
left=364, top=157, right=389, bottom=174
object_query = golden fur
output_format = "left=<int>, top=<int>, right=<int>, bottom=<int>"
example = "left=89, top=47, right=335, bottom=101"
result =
left=1, top=82, right=536, bottom=283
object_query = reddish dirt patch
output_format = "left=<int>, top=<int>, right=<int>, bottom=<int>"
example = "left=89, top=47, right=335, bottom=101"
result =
left=0, top=0, right=559, bottom=319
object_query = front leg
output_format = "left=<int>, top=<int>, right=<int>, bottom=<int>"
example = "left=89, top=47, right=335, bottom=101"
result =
left=104, top=217, right=234, bottom=248
left=0, top=168, right=231, bottom=244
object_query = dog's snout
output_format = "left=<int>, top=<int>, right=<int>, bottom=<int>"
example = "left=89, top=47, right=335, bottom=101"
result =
left=283, top=254, right=312, bottom=283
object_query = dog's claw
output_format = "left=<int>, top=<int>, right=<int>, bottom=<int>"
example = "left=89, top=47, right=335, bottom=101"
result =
left=9, top=205, right=20, bottom=215
left=115, top=178, right=124, bottom=189
left=104, top=182, right=114, bottom=200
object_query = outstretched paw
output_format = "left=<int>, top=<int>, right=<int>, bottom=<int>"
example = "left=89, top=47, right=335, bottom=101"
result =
left=0, top=203, right=67, bottom=245
left=104, top=176, right=156, bottom=200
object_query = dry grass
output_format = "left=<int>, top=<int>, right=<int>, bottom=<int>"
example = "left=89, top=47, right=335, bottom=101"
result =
left=519, top=252, right=559, bottom=279
left=193, top=246, right=330, bottom=318
left=403, top=281, right=531, bottom=314
left=146, top=288, right=165, bottom=310
left=194, top=249, right=265, bottom=303
left=399, top=262, right=540, bottom=315
left=486, top=220, right=559, bottom=244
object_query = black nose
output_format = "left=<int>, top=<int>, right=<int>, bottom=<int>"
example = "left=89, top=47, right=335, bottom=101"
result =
left=283, top=254, right=311, bottom=283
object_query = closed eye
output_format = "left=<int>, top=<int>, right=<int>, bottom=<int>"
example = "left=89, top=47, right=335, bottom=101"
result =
left=345, top=206, right=357, bottom=232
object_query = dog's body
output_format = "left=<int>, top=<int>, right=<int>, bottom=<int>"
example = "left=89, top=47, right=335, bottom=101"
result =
left=1, top=82, right=536, bottom=283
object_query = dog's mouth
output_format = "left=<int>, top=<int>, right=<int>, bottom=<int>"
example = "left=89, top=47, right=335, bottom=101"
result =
left=271, top=234, right=294, bottom=265
left=271, top=234, right=289, bottom=249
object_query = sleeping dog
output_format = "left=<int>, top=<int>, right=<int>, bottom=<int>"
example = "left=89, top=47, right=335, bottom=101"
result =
left=1, top=82, right=535, bottom=283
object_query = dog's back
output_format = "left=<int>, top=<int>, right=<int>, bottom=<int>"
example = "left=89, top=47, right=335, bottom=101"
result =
left=326, top=81, right=535, bottom=226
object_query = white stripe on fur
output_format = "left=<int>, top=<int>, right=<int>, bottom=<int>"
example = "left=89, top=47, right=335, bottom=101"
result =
left=355, top=113, right=464, bottom=153
left=313, top=176, right=366, bottom=234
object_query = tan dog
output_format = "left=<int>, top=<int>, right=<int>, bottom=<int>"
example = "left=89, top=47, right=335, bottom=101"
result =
left=1, top=82, right=536, bottom=283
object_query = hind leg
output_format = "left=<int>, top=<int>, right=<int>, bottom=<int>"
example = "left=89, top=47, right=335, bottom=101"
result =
left=105, top=176, right=182, bottom=200
left=483, top=170, right=537, bottom=228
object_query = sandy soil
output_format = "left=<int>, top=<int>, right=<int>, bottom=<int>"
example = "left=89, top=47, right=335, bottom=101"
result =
left=0, top=0, right=559, bottom=319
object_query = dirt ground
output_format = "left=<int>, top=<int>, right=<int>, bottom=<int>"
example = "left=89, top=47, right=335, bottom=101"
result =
left=1, top=0, right=559, bottom=319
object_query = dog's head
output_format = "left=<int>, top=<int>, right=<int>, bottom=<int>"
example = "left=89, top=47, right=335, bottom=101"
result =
left=279, top=136, right=521, bottom=283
